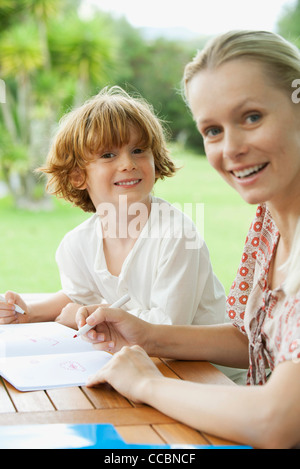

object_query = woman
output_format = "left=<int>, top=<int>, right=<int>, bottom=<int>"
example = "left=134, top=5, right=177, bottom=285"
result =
left=76, top=31, right=300, bottom=449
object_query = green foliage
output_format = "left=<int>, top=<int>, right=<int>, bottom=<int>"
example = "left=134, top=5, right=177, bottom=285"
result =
left=0, top=0, right=205, bottom=202
left=0, top=20, right=43, bottom=77
left=277, top=0, right=300, bottom=47
left=48, top=13, right=118, bottom=92
left=116, top=36, right=203, bottom=148
left=0, top=0, right=296, bottom=209
left=0, top=0, right=30, bottom=29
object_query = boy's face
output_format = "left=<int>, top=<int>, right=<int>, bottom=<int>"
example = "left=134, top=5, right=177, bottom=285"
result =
left=79, top=127, right=157, bottom=213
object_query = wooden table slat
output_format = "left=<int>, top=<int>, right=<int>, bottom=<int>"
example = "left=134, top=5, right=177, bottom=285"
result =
left=0, top=406, right=175, bottom=427
left=0, top=379, right=16, bottom=413
left=116, top=424, right=167, bottom=445
left=153, top=422, right=208, bottom=445
left=162, top=359, right=234, bottom=386
left=82, top=384, right=132, bottom=409
left=4, top=381, right=55, bottom=413
left=203, top=432, right=240, bottom=447
left=152, top=358, right=181, bottom=379
left=46, top=387, right=94, bottom=411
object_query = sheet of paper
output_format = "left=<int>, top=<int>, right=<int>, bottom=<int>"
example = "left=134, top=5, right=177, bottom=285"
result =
left=0, top=322, right=93, bottom=358
left=0, top=350, right=111, bottom=391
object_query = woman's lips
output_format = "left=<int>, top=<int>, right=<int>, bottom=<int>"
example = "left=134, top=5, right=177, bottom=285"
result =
left=230, top=163, right=269, bottom=179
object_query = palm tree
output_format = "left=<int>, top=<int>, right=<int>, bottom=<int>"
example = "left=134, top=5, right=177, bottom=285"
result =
left=0, top=3, right=119, bottom=206
left=27, top=0, right=61, bottom=70
left=0, top=21, right=43, bottom=145
left=49, top=13, right=118, bottom=106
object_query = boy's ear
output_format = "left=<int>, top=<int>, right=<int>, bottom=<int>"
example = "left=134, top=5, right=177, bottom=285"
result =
left=70, top=168, right=86, bottom=189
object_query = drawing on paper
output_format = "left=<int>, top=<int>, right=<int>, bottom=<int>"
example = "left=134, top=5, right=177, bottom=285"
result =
left=60, top=361, right=86, bottom=372
left=23, top=334, right=60, bottom=347
left=29, top=359, right=40, bottom=365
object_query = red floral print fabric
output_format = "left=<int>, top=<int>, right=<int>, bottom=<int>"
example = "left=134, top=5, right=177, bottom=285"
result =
left=227, top=204, right=300, bottom=385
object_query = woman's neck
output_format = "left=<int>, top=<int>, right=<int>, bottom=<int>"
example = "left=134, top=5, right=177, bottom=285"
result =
left=267, top=202, right=300, bottom=253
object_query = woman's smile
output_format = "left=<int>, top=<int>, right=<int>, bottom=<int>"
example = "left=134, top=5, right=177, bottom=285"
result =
left=230, top=163, right=269, bottom=180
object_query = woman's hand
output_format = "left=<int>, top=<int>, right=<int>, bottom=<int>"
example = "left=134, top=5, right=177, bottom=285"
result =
left=75, top=304, right=152, bottom=353
left=86, top=345, right=163, bottom=404
left=0, top=291, right=29, bottom=324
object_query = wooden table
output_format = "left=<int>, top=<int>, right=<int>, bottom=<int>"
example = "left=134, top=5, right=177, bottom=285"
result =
left=0, top=357, right=239, bottom=447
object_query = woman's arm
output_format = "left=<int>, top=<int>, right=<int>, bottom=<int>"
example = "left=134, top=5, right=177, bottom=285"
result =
left=88, top=346, right=300, bottom=449
left=148, top=322, right=249, bottom=367
left=77, top=305, right=249, bottom=368
left=143, top=360, right=300, bottom=448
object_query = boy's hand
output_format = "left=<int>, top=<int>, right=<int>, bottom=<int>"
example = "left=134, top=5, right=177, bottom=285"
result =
left=55, top=302, right=82, bottom=329
left=0, top=291, right=29, bottom=324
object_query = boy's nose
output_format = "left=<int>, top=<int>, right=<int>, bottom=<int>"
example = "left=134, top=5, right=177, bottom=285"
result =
left=118, top=151, right=138, bottom=171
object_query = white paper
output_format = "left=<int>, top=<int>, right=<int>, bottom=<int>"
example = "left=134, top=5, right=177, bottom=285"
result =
left=0, top=322, right=93, bottom=357
left=0, top=322, right=111, bottom=391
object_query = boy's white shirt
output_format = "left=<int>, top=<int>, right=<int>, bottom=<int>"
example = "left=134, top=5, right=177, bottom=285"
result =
left=56, top=197, right=226, bottom=326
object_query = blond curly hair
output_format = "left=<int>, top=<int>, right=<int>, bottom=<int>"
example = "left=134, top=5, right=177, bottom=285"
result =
left=38, top=86, right=177, bottom=212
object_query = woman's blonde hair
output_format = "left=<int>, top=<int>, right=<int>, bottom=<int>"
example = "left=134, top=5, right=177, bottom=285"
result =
left=38, top=86, right=177, bottom=213
left=183, top=30, right=300, bottom=296
left=183, top=29, right=300, bottom=100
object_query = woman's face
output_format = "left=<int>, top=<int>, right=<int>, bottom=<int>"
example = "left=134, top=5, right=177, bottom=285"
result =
left=187, top=59, right=300, bottom=210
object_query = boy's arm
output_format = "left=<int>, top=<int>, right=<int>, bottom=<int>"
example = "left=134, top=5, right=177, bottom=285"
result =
left=27, top=291, right=72, bottom=322
left=0, top=291, right=70, bottom=324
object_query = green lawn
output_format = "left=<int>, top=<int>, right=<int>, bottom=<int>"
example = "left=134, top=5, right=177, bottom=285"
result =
left=0, top=146, right=255, bottom=295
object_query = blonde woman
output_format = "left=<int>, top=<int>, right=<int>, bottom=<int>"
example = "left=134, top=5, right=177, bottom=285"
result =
left=78, top=31, right=300, bottom=448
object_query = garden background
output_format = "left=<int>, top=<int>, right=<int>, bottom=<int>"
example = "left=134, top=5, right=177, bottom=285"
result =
left=0, top=0, right=299, bottom=295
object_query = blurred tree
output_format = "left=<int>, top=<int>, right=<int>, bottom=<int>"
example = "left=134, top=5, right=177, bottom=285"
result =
left=0, top=21, right=42, bottom=144
left=111, top=22, right=204, bottom=151
left=26, top=0, right=61, bottom=70
left=0, top=0, right=207, bottom=209
left=134, top=37, right=202, bottom=148
left=277, top=0, right=300, bottom=47
left=49, top=13, right=118, bottom=107
left=0, top=0, right=30, bottom=29
left=0, top=1, right=118, bottom=207
left=0, top=20, right=45, bottom=205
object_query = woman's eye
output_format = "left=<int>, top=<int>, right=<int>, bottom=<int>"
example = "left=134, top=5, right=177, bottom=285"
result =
left=205, top=127, right=221, bottom=138
left=246, top=113, right=261, bottom=124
